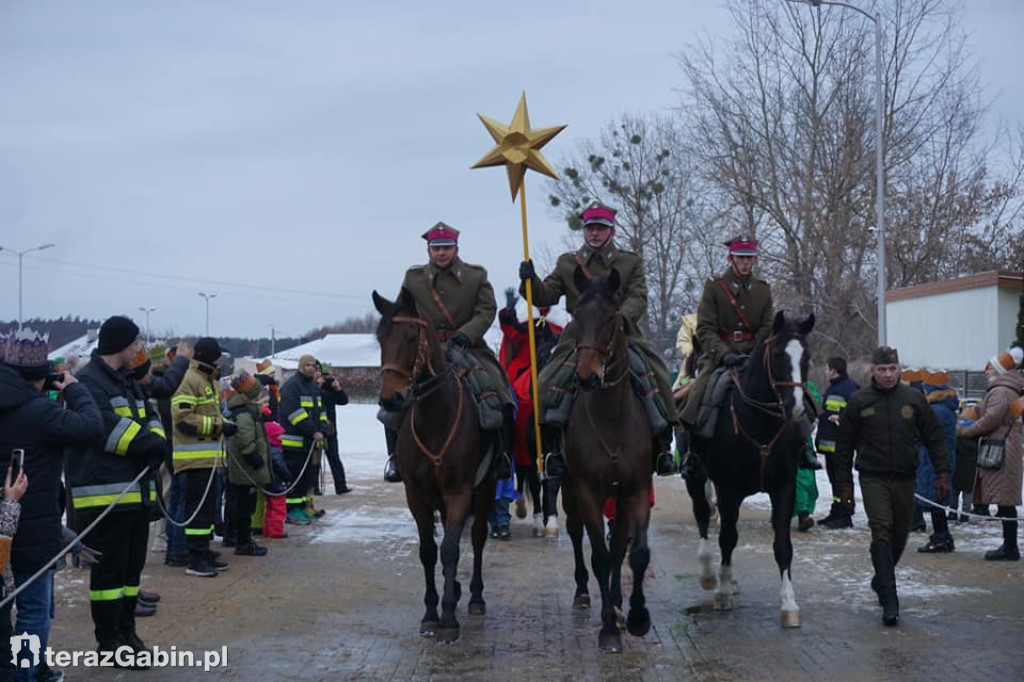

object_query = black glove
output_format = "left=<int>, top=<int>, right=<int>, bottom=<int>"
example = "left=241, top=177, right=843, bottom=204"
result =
left=519, top=259, right=535, bottom=282
left=244, top=452, right=265, bottom=471
left=504, top=287, right=518, bottom=309
left=256, top=374, right=276, bottom=386
left=499, top=307, right=517, bottom=325
left=722, top=352, right=744, bottom=368
left=221, top=420, right=238, bottom=437
left=450, top=331, right=471, bottom=350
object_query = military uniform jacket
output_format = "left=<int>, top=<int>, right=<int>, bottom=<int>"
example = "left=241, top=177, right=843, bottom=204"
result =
left=402, top=257, right=496, bottom=344
left=171, top=360, right=224, bottom=472
left=815, top=374, right=860, bottom=453
left=66, top=352, right=166, bottom=514
left=834, top=380, right=949, bottom=485
left=695, top=268, right=773, bottom=366
left=279, top=372, right=326, bottom=451
left=522, top=243, right=647, bottom=336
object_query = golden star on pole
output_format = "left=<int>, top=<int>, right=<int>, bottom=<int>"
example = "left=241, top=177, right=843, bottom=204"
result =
left=471, top=92, right=566, bottom=200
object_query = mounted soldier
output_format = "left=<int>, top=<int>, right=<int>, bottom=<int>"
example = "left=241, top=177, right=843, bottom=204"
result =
left=378, top=222, right=515, bottom=482
left=518, top=202, right=677, bottom=478
left=678, top=237, right=819, bottom=477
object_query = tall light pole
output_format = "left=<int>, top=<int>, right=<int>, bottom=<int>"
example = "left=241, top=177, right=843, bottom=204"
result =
left=197, top=292, right=217, bottom=336
left=0, top=243, right=57, bottom=328
left=138, top=307, right=157, bottom=345
left=792, top=0, right=886, bottom=345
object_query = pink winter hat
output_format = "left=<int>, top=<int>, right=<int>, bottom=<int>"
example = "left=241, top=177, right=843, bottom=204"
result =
left=264, top=421, right=285, bottom=446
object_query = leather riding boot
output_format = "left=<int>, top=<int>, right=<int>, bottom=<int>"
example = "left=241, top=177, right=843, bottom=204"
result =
left=544, top=452, right=567, bottom=480
left=493, top=452, right=513, bottom=480
left=678, top=450, right=702, bottom=482
left=383, top=455, right=402, bottom=483
left=798, top=445, right=822, bottom=470
left=492, top=406, right=515, bottom=480
left=870, top=543, right=899, bottom=626
left=655, top=451, right=677, bottom=476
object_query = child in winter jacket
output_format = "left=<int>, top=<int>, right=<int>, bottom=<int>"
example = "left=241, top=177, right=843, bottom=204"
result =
left=263, top=421, right=291, bottom=536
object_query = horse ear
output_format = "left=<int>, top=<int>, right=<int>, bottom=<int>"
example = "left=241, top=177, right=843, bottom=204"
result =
left=573, top=265, right=589, bottom=292
left=607, top=269, right=621, bottom=296
left=397, top=287, right=416, bottom=312
left=372, top=290, right=392, bottom=316
left=771, top=310, right=786, bottom=335
left=797, top=312, right=815, bottom=336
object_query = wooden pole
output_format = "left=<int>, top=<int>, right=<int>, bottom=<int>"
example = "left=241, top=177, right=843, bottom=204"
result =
left=518, top=180, right=545, bottom=474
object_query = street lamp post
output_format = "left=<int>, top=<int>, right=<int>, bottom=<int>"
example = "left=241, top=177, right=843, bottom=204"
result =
left=792, top=0, right=886, bottom=345
left=197, top=293, right=217, bottom=336
left=0, top=243, right=57, bottom=328
left=138, top=307, right=157, bottom=345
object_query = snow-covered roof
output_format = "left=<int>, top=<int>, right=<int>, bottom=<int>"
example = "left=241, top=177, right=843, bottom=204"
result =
left=239, top=333, right=381, bottom=371
left=48, top=331, right=99, bottom=362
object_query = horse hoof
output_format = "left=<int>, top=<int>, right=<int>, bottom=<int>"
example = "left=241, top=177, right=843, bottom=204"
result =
left=730, top=579, right=740, bottom=595
left=436, top=626, right=460, bottom=644
left=614, top=606, right=626, bottom=630
left=627, top=608, right=651, bottom=637
left=419, top=620, right=440, bottom=637
left=714, top=593, right=734, bottom=611
left=598, top=631, right=622, bottom=653
left=780, top=609, right=802, bottom=628
left=699, top=576, right=717, bottom=591
left=468, top=601, right=486, bottom=616
left=573, top=594, right=591, bottom=611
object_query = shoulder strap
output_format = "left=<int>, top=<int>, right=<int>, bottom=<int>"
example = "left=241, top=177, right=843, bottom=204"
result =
left=718, top=279, right=753, bottom=332
left=424, top=271, right=457, bottom=329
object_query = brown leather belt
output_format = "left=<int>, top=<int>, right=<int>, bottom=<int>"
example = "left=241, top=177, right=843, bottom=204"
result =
left=436, top=329, right=456, bottom=341
left=721, top=331, right=753, bottom=343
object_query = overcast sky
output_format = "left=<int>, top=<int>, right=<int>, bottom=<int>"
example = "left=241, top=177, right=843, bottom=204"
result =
left=2, top=0, right=1021, bottom=339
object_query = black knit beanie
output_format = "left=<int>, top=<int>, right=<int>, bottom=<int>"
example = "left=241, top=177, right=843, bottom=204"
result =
left=194, top=337, right=222, bottom=365
left=98, top=316, right=140, bottom=355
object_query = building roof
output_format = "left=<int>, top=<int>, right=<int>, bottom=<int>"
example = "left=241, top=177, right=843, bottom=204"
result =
left=886, top=270, right=1022, bottom=302
left=246, top=334, right=381, bottom=371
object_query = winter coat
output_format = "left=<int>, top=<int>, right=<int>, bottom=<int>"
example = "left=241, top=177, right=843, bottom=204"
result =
left=959, top=371, right=1024, bottom=506
left=834, top=379, right=949, bottom=485
left=695, top=267, right=774, bottom=367
left=171, top=359, right=224, bottom=472
left=225, top=393, right=271, bottom=487
left=65, top=353, right=165, bottom=522
left=915, top=387, right=958, bottom=506
left=279, top=372, right=325, bottom=452
left=0, top=365, right=105, bottom=575
left=815, top=374, right=860, bottom=454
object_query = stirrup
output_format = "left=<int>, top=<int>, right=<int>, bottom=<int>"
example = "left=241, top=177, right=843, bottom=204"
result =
left=543, top=452, right=567, bottom=480
left=383, top=455, right=402, bottom=483
left=655, top=452, right=677, bottom=477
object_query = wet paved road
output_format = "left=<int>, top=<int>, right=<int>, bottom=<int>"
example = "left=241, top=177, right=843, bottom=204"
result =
left=48, top=450, right=1024, bottom=681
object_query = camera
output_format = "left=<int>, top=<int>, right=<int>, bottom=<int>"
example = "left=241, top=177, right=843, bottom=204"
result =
left=44, top=372, right=65, bottom=391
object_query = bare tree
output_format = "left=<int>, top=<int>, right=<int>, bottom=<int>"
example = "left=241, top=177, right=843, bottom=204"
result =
left=675, top=0, right=1024, bottom=362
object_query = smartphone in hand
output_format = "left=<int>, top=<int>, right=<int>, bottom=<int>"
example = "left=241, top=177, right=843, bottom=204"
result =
left=10, top=449, right=24, bottom=480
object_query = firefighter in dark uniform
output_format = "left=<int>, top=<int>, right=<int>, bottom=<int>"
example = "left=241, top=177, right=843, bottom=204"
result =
left=66, top=316, right=166, bottom=661
left=278, top=354, right=326, bottom=522
left=816, top=356, right=861, bottom=529
left=834, top=346, right=950, bottom=626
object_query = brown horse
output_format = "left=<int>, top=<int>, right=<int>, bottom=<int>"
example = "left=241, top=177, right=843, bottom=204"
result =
left=560, top=267, right=653, bottom=653
left=372, top=288, right=497, bottom=643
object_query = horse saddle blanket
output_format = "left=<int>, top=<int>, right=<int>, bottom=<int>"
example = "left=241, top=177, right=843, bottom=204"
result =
left=447, top=346, right=505, bottom=431
left=692, top=368, right=733, bottom=439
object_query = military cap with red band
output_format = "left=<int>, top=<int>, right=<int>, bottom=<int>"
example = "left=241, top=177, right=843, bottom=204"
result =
left=724, top=237, right=758, bottom=256
left=422, top=222, right=460, bottom=246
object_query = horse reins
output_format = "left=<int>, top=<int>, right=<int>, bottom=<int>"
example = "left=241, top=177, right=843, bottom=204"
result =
left=729, top=332, right=807, bottom=491
left=379, top=313, right=467, bottom=475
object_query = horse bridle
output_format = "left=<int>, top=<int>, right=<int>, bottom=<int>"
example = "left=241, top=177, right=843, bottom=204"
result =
left=575, top=312, right=628, bottom=388
left=380, top=315, right=434, bottom=387
left=729, top=331, right=809, bottom=491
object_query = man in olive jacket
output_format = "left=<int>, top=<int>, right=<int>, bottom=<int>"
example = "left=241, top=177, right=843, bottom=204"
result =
left=519, top=203, right=676, bottom=477
left=385, top=222, right=514, bottom=482
left=834, top=346, right=950, bottom=627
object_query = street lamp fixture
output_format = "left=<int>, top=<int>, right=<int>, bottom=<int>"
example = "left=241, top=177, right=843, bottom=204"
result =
left=789, top=0, right=886, bottom=345
left=138, top=307, right=157, bottom=345
left=197, top=292, right=217, bottom=336
left=0, top=242, right=57, bottom=328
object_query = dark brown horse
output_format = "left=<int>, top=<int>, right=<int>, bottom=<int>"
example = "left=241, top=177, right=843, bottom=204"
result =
left=372, top=288, right=497, bottom=643
left=685, top=311, right=814, bottom=627
left=560, top=267, right=653, bottom=653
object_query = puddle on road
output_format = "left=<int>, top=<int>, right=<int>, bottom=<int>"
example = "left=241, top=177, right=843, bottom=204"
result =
left=310, top=506, right=417, bottom=544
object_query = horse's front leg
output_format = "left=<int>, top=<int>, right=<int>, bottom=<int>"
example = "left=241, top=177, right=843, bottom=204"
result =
left=469, top=477, right=496, bottom=616
left=406, top=492, right=440, bottom=635
left=561, top=483, right=590, bottom=610
left=437, top=490, right=472, bottom=643
left=685, top=467, right=716, bottom=590
left=625, top=484, right=652, bottom=637
left=715, top=494, right=742, bottom=611
left=576, top=484, right=619, bottom=653
left=770, top=481, right=801, bottom=628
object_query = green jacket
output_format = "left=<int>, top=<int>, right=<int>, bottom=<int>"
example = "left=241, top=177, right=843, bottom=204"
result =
left=402, top=257, right=496, bottom=344
left=522, top=242, right=647, bottom=336
left=695, top=268, right=773, bottom=366
left=225, top=393, right=271, bottom=487
left=834, top=380, right=949, bottom=485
